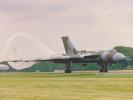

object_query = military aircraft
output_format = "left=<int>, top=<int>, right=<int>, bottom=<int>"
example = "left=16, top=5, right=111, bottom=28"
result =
left=0, top=36, right=127, bottom=73
left=48, top=36, right=127, bottom=73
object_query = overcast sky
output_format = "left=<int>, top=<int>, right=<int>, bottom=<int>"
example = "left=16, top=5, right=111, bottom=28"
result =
left=0, top=0, right=133, bottom=55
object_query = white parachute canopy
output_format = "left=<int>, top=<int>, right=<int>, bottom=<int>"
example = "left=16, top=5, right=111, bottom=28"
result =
left=4, top=33, right=55, bottom=70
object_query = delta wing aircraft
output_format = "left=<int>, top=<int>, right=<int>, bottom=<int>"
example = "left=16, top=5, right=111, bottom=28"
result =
left=48, top=36, right=127, bottom=73
left=0, top=36, right=127, bottom=73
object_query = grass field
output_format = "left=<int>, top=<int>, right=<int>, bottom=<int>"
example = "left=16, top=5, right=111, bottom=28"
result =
left=0, top=72, right=133, bottom=100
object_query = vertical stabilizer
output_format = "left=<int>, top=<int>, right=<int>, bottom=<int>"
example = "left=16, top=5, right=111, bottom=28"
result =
left=62, top=36, right=78, bottom=55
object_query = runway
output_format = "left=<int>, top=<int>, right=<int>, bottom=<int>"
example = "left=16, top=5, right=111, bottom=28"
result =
left=104, top=70, right=133, bottom=74
left=75, top=70, right=133, bottom=75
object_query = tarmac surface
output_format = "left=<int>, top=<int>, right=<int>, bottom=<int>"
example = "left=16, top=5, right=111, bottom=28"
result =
left=103, top=70, right=133, bottom=74
left=75, top=70, right=133, bottom=74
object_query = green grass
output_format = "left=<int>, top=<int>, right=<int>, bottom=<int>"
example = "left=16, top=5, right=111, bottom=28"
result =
left=0, top=72, right=133, bottom=100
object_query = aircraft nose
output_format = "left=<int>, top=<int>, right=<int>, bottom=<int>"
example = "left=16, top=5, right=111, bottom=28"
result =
left=113, top=52, right=126, bottom=62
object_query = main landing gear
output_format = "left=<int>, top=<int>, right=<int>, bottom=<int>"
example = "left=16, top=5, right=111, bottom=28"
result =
left=65, top=62, right=72, bottom=73
left=100, top=63, right=108, bottom=73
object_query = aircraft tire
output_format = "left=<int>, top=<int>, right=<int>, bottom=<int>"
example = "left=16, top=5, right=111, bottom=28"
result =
left=104, top=68, right=108, bottom=72
left=100, top=69, right=104, bottom=72
left=65, top=69, right=72, bottom=73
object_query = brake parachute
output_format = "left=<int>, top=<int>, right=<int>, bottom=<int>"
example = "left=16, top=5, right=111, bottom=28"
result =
left=4, top=33, right=55, bottom=70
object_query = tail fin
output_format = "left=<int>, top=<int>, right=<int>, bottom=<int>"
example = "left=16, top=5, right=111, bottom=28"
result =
left=62, top=36, right=78, bottom=55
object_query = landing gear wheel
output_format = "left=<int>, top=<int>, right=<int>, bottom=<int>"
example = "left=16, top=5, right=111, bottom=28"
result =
left=100, top=69, right=107, bottom=73
left=100, top=64, right=108, bottom=73
left=100, top=66, right=104, bottom=73
left=104, top=68, right=108, bottom=72
left=104, top=65, right=108, bottom=72
left=100, top=69, right=104, bottom=72
left=65, top=69, right=72, bottom=73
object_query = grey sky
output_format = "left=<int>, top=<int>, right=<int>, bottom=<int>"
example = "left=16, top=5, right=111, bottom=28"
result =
left=0, top=0, right=133, bottom=55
